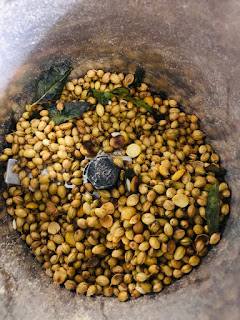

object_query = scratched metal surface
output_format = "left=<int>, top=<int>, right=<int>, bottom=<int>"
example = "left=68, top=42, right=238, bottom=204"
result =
left=0, top=1, right=239, bottom=319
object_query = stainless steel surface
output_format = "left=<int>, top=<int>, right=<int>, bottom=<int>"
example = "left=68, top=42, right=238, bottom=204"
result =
left=0, top=1, right=239, bottom=320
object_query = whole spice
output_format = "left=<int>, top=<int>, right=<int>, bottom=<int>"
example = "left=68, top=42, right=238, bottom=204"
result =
left=206, top=181, right=220, bottom=236
left=32, top=60, right=73, bottom=106
left=0, top=66, right=230, bottom=303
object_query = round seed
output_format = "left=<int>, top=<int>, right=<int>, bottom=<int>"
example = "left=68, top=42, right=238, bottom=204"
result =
left=126, top=144, right=141, bottom=158
left=48, top=222, right=60, bottom=235
left=210, top=233, right=221, bottom=245
left=24, top=149, right=36, bottom=158
left=174, top=246, right=186, bottom=260
left=100, top=215, right=113, bottom=228
left=126, top=194, right=139, bottom=206
left=159, top=165, right=169, bottom=177
left=53, top=267, right=67, bottom=284
left=172, top=194, right=189, bottom=208
left=101, top=202, right=115, bottom=214
left=96, top=275, right=110, bottom=286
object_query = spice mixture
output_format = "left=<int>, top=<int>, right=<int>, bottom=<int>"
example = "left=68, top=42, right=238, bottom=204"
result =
left=0, top=64, right=230, bottom=301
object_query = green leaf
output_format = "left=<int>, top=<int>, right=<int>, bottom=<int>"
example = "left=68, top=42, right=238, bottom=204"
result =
left=122, top=96, right=164, bottom=121
left=205, top=164, right=226, bottom=177
left=206, top=181, right=220, bottom=236
left=112, top=87, right=130, bottom=95
left=48, top=101, right=91, bottom=125
left=32, top=60, right=73, bottom=106
left=132, top=67, right=146, bottom=88
left=124, top=96, right=152, bottom=112
left=89, top=88, right=113, bottom=106
left=90, top=86, right=164, bottom=121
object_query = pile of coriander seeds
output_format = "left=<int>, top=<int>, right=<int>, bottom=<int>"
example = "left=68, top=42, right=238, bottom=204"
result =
left=1, top=69, right=230, bottom=301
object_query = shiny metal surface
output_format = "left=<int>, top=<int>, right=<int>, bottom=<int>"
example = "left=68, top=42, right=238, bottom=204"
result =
left=0, top=1, right=239, bottom=319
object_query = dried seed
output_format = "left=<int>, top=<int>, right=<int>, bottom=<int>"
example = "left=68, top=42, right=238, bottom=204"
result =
left=101, top=202, right=115, bottom=214
left=121, top=207, right=136, bottom=220
left=53, top=267, right=67, bottom=284
left=126, top=144, right=141, bottom=158
left=92, top=244, right=106, bottom=255
left=174, top=246, right=186, bottom=260
left=100, top=215, right=113, bottom=228
left=172, top=194, right=189, bottom=208
left=76, top=282, right=89, bottom=294
left=24, top=149, right=36, bottom=158
left=159, top=165, right=169, bottom=177
left=48, top=222, right=60, bottom=235
left=118, top=291, right=129, bottom=302
left=65, top=232, right=76, bottom=246
left=96, top=103, right=105, bottom=117
left=126, top=194, right=139, bottom=206
left=172, top=169, right=185, bottom=181
left=209, top=233, right=221, bottom=245
left=96, top=275, right=110, bottom=286
left=110, top=135, right=125, bottom=149
left=142, top=213, right=155, bottom=225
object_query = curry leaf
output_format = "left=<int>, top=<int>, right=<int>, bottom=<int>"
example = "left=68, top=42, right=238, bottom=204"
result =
left=89, top=86, right=164, bottom=121
left=205, top=164, right=226, bottom=177
left=89, top=88, right=113, bottom=106
left=112, top=87, right=130, bottom=95
left=47, top=101, right=90, bottom=125
left=122, top=96, right=164, bottom=121
left=122, top=96, right=152, bottom=112
left=32, top=60, right=73, bottom=106
left=132, top=67, right=146, bottom=88
left=206, top=181, right=220, bottom=236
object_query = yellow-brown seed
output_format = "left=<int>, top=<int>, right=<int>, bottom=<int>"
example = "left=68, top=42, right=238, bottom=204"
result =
left=57, top=185, right=67, bottom=199
left=172, top=169, right=185, bottom=181
left=121, top=207, right=136, bottom=220
left=209, top=233, right=221, bottom=245
left=126, top=194, right=139, bottom=206
left=101, top=202, right=115, bottom=214
left=76, top=282, right=89, bottom=294
left=24, top=149, right=36, bottom=158
left=96, top=275, right=110, bottom=286
left=172, top=194, right=189, bottom=208
left=189, top=255, right=200, bottom=266
left=174, top=246, right=186, bottom=260
left=142, top=213, right=155, bottom=225
left=48, top=222, right=60, bottom=235
left=159, top=165, right=169, bottom=177
left=118, top=291, right=129, bottom=302
left=100, top=215, right=113, bottom=228
left=53, top=267, right=67, bottom=284
left=164, top=223, right=174, bottom=237
left=92, top=244, right=106, bottom=255
left=149, top=237, right=160, bottom=249
left=135, top=272, right=148, bottom=282
left=65, top=232, right=76, bottom=246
